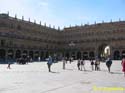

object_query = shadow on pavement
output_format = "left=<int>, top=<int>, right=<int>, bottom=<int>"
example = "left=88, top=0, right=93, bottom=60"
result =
left=50, top=71, right=60, bottom=74
left=110, top=72, right=123, bottom=74
left=65, top=69, right=73, bottom=71
left=84, top=70, right=92, bottom=72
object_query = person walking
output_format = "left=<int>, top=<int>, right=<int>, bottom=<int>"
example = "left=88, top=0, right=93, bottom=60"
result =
left=69, top=57, right=72, bottom=64
left=95, top=59, right=98, bottom=71
left=77, top=59, right=81, bottom=70
left=47, top=56, right=53, bottom=72
left=95, top=58, right=100, bottom=71
left=62, top=57, right=66, bottom=70
left=91, top=60, right=94, bottom=71
left=7, top=56, right=12, bottom=69
left=106, top=58, right=112, bottom=72
left=65, top=57, right=68, bottom=64
left=121, top=57, right=125, bottom=77
left=81, top=59, right=86, bottom=71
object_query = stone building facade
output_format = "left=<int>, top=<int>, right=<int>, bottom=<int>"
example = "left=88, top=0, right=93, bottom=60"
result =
left=0, top=13, right=125, bottom=62
left=62, top=22, right=125, bottom=60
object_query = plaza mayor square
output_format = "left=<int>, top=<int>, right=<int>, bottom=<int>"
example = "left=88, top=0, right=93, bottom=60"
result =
left=0, top=0, right=125, bottom=93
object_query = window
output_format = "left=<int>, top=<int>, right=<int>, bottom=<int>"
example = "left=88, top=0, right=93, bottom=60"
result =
left=1, top=40, right=5, bottom=47
left=17, top=25, right=21, bottom=30
left=9, top=41, right=13, bottom=45
left=10, top=24, right=14, bottom=28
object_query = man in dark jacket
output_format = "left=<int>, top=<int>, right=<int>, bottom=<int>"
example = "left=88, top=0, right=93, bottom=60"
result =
left=106, top=58, right=112, bottom=72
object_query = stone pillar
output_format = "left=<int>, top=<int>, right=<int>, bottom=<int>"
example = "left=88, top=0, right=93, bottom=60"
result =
left=74, top=51, right=77, bottom=60
left=110, top=46, right=114, bottom=59
left=13, top=49, right=16, bottom=61
left=69, top=52, right=72, bottom=58
left=95, top=47, right=98, bottom=58
left=120, top=49, right=123, bottom=59
left=43, top=51, right=46, bottom=59
left=33, top=50, right=35, bottom=60
left=21, top=50, right=23, bottom=58
left=5, top=49, right=8, bottom=63
left=81, top=51, right=83, bottom=59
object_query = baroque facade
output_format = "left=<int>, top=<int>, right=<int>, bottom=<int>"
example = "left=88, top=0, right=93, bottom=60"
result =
left=0, top=13, right=125, bottom=62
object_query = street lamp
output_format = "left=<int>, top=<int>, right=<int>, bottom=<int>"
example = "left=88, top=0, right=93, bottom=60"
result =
left=69, top=41, right=75, bottom=47
left=69, top=41, right=75, bottom=59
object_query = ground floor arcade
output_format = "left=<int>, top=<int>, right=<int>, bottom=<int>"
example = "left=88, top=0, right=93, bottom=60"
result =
left=0, top=48, right=125, bottom=63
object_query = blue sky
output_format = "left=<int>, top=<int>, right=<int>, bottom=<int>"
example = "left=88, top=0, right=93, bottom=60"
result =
left=0, top=0, right=125, bottom=29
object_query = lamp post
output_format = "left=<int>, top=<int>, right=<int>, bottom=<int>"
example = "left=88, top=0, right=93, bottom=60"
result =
left=69, top=41, right=75, bottom=59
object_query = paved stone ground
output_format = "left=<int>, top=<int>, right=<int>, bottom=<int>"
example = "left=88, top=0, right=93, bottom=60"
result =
left=0, top=60, right=125, bottom=93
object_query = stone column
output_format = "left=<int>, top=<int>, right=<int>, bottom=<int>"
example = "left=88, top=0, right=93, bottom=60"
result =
left=95, top=47, right=98, bottom=58
left=110, top=46, right=114, bottom=59
left=5, top=49, right=8, bottom=63
left=13, top=49, right=16, bottom=61
left=81, top=51, right=83, bottom=59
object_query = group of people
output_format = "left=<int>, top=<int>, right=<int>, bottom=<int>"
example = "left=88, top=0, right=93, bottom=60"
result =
left=6, top=54, right=125, bottom=77
left=16, top=56, right=31, bottom=64
left=77, top=58, right=100, bottom=71
left=68, top=57, right=125, bottom=77
left=77, top=59, right=85, bottom=71
left=7, top=56, right=32, bottom=69
left=105, top=57, right=125, bottom=77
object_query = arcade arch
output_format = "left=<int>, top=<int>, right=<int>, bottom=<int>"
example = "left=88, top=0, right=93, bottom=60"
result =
left=98, top=44, right=110, bottom=60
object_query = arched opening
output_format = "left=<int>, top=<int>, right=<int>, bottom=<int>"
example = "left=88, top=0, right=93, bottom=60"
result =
left=29, top=51, right=33, bottom=59
left=34, top=51, right=39, bottom=61
left=7, top=49, right=14, bottom=62
left=71, top=51, right=75, bottom=59
left=40, top=51, right=44, bottom=60
left=122, top=50, right=125, bottom=58
left=49, top=52, right=53, bottom=56
left=45, top=51, right=49, bottom=58
left=77, top=52, right=81, bottom=59
left=98, top=44, right=110, bottom=60
left=65, top=52, right=70, bottom=59
left=83, top=52, right=88, bottom=60
left=89, top=51, right=95, bottom=59
left=8, top=49, right=14, bottom=59
left=114, top=51, right=120, bottom=60
left=0, top=49, right=6, bottom=62
left=16, top=50, right=21, bottom=59
left=22, top=50, right=27, bottom=58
